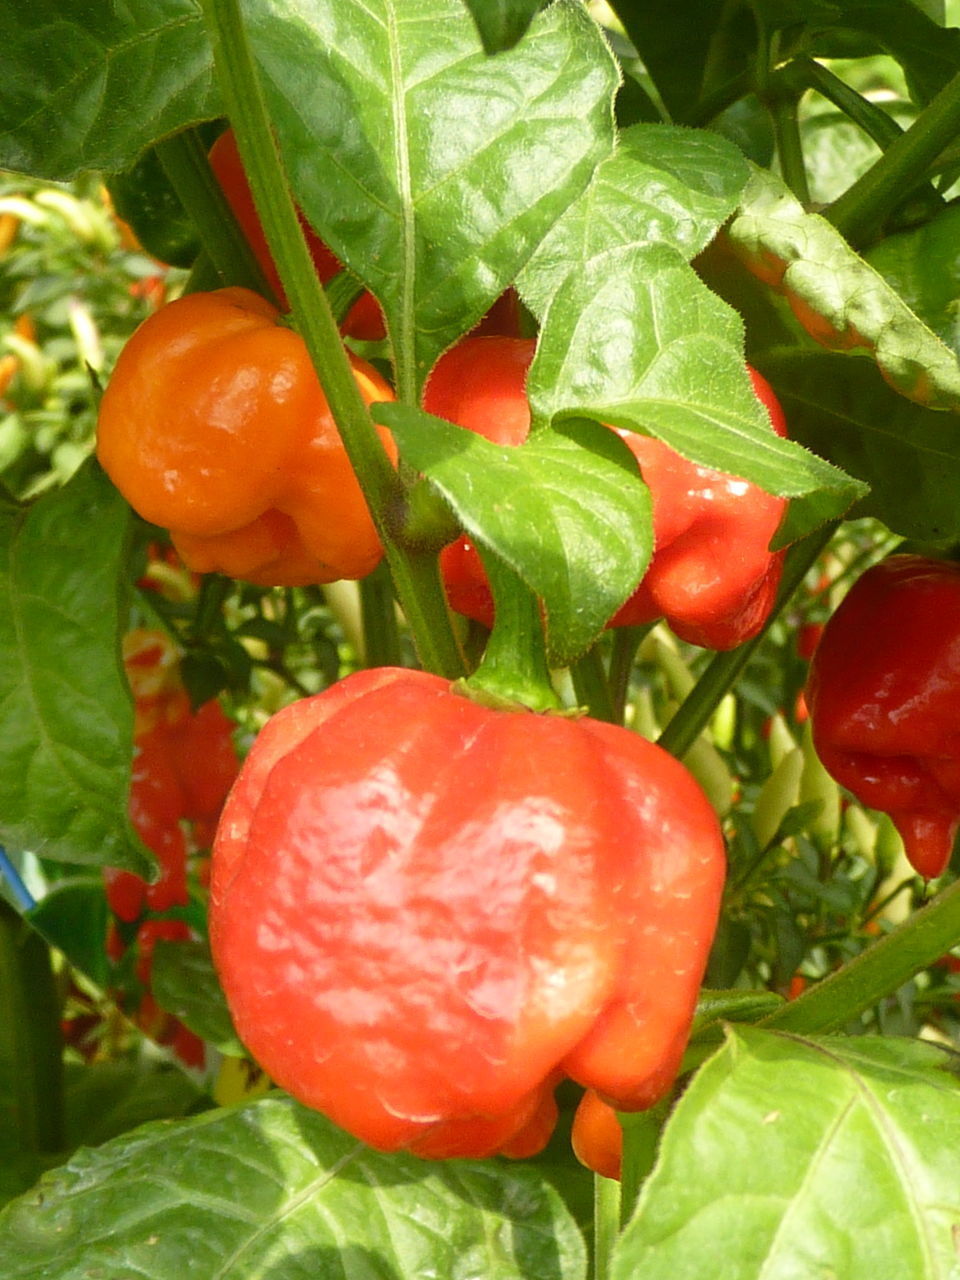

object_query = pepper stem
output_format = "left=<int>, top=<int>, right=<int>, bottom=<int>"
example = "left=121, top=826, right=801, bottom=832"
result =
left=458, top=550, right=561, bottom=713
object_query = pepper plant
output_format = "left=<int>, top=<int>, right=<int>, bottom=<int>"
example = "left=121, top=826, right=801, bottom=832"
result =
left=4, top=1, right=960, bottom=1277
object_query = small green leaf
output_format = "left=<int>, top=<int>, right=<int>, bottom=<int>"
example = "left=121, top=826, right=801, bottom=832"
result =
left=248, top=0, right=618, bottom=394
left=0, top=0, right=220, bottom=179
left=63, top=1061, right=203, bottom=1152
left=0, top=1095, right=587, bottom=1279
left=463, top=0, right=544, bottom=53
left=0, top=461, right=148, bottom=874
left=727, top=165, right=960, bottom=410
left=614, top=1027, right=960, bottom=1279
left=760, top=347, right=960, bottom=543
left=527, top=243, right=865, bottom=540
left=519, top=123, right=751, bottom=318
left=374, top=405, right=653, bottom=664
left=151, top=939, right=244, bottom=1057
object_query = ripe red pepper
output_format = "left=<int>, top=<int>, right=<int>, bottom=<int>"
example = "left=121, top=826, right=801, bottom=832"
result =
left=209, top=666, right=725, bottom=1159
left=807, top=554, right=960, bottom=878
left=423, top=337, right=788, bottom=650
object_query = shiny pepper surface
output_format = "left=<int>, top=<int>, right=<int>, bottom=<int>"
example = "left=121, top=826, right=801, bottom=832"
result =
left=210, top=667, right=725, bottom=1159
left=807, top=554, right=960, bottom=879
left=424, top=337, right=788, bottom=650
left=96, top=288, right=395, bottom=586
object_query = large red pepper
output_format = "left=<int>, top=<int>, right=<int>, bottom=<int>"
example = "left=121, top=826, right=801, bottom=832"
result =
left=807, top=553, right=960, bottom=879
left=209, top=667, right=725, bottom=1159
left=423, top=336, right=788, bottom=650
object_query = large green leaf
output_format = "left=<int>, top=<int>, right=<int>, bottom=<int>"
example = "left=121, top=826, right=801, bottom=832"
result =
left=865, top=206, right=960, bottom=358
left=247, top=0, right=618, bottom=394
left=527, top=243, right=865, bottom=542
left=374, top=405, right=652, bottom=664
left=0, top=1095, right=587, bottom=1279
left=0, top=462, right=148, bottom=873
left=518, top=123, right=751, bottom=319
left=759, top=347, right=960, bottom=543
left=614, top=1027, right=960, bottom=1279
left=727, top=165, right=960, bottom=411
left=0, top=0, right=220, bottom=178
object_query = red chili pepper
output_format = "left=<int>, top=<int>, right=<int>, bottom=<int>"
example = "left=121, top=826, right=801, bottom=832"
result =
left=424, top=337, right=788, bottom=650
left=807, top=553, right=960, bottom=879
left=209, top=666, right=725, bottom=1158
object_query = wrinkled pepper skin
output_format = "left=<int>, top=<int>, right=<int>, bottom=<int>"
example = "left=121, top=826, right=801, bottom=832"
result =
left=210, top=667, right=725, bottom=1159
left=208, top=128, right=386, bottom=341
left=807, top=554, right=960, bottom=879
left=96, top=287, right=395, bottom=587
left=424, top=337, right=788, bottom=650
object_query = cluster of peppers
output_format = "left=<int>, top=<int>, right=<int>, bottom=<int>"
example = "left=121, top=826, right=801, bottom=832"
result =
left=103, top=626, right=240, bottom=1069
left=96, top=129, right=960, bottom=1173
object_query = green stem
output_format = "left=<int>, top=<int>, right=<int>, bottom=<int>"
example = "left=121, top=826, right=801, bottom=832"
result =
left=794, top=58, right=903, bottom=151
left=0, top=900, right=64, bottom=1157
left=154, top=128, right=275, bottom=300
left=199, top=0, right=464, bottom=679
left=761, top=877, right=960, bottom=1034
left=768, top=92, right=811, bottom=205
left=618, top=1103, right=667, bottom=1227
left=826, top=69, right=960, bottom=246
left=571, top=645, right=618, bottom=723
left=461, top=551, right=560, bottom=712
left=657, top=523, right=836, bottom=760
left=608, top=625, right=651, bottom=725
left=360, top=563, right=403, bottom=668
left=593, top=1173, right=621, bottom=1280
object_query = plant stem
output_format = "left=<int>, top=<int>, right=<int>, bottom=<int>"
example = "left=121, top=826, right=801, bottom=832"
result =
left=618, top=1103, right=667, bottom=1227
left=794, top=58, right=903, bottom=151
left=154, top=127, right=275, bottom=300
left=360, top=564, right=403, bottom=668
left=593, top=1173, right=621, bottom=1280
left=608, top=625, right=651, bottom=724
left=199, top=0, right=464, bottom=679
left=571, top=645, right=617, bottom=723
left=768, top=92, right=811, bottom=205
left=826, top=69, right=960, bottom=246
left=761, top=877, right=960, bottom=1034
left=657, top=523, right=836, bottom=760
left=462, top=551, right=560, bottom=712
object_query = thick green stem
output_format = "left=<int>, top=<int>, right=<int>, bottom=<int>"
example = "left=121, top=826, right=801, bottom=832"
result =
left=154, top=128, right=275, bottom=300
left=0, top=901, right=64, bottom=1158
left=761, top=878, right=960, bottom=1034
left=461, top=551, right=560, bottom=712
left=199, top=0, right=464, bottom=679
left=794, top=58, right=903, bottom=151
left=657, top=523, right=836, bottom=760
left=609, top=625, right=651, bottom=725
left=826, top=69, right=960, bottom=246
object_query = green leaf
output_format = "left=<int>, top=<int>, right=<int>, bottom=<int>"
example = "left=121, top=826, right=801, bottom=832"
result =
left=247, top=0, right=618, bottom=394
left=760, top=347, right=960, bottom=542
left=0, top=461, right=148, bottom=874
left=63, top=1061, right=203, bottom=1151
left=374, top=405, right=653, bottom=664
left=464, top=0, right=545, bottom=53
left=608, top=1, right=748, bottom=124
left=518, top=123, right=751, bottom=318
left=0, top=1095, right=587, bottom=1279
left=727, top=165, right=960, bottom=410
left=27, top=879, right=112, bottom=988
left=527, top=243, right=865, bottom=542
left=151, top=938, right=245, bottom=1057
left=614, top=1027, right=960, bottom=1279
left=865, top=205, right=960, bottom=358
left=0, top=0, right=220, bottom=179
